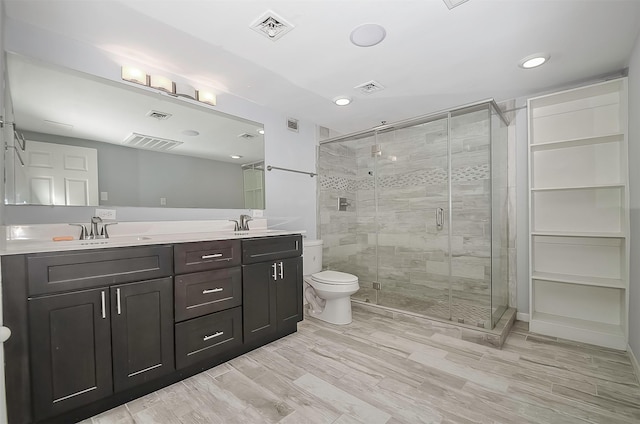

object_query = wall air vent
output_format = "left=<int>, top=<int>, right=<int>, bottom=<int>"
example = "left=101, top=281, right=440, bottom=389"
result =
left=355, top=80, right=385, bottom=94
left=443, top=0, right=470, bottom=10
left=287, top=117, right=299, bottom=132
left=146, top=110, right=172, bottom=120
left=238, top=133, right=256, bottom=139
left=250, top=10, right=295, bottom=41
left=123, top=133, right=183, bottom=151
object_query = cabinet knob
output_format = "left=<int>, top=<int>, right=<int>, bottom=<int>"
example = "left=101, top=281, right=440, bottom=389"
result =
left=0, top=326, right=11, bottom=343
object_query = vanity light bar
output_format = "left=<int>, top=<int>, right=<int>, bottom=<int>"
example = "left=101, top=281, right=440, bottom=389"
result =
left=121, top=66, right=148, bottom=85
left=149, top=75, right=175, bottom=94
left=196, top=90, right=217, bottom=106
left=121, top=66, right=216, bottom=106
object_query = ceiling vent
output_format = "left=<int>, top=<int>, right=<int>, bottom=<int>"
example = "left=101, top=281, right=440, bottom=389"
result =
left=355, top=80, right=385, bottom=95
left=443, top=0, right=470, bottom=10
left=286, top=117, right=299, bottom=132
left=250, top=10, right=295, bottom=41
left=123, top=133, right=183, bottom=151
left=238, top=133, right=256, bottom=139
left=146, top=110, right=172, bottom=120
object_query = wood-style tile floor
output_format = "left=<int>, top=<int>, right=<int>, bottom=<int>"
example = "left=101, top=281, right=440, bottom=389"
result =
left=82, top=309, right=640, bottom=424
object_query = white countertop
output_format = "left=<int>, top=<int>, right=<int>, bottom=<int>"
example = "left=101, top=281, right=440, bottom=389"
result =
left=0, top=220, right=305, bottom=255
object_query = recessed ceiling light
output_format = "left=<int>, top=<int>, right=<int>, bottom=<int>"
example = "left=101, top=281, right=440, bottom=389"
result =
left=334, top=97, right=352, bottom=106
left=182, top=130, right=199, bottom=136
left=257, top=129, right=265, bottom=134
left=519, top=54, right=550, bottom=69
left=350, top=23, right=386, bottom=47
left=230, top=155, right=243, bottom=159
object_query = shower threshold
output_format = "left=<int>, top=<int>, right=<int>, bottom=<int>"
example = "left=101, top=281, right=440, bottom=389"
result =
left=351, top=299, right=516, bottom=349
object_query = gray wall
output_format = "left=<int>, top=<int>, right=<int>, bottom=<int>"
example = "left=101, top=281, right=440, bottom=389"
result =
left=18, top=131, right=244, bottom=208
left=628, top=30, right=640, bottom=358
left=3, top=15, right=317, bottom=235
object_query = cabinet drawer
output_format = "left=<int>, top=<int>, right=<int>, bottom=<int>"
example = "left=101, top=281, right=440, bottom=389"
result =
left=27, top=245, right=173, bottom=296
left=175, top=267, right=242, bottom=322
left=175, top=307, right=242, bottom=369
left=242, top=235, right=302, bottom=265
left=174, top=240, right=241, bottom=274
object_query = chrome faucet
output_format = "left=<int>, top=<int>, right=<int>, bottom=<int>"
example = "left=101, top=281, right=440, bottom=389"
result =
left=90, top=216, right=103, bottom=238
left=239, top=214, right=253, bottom=231
left=69, top=217, right=117, bottom=240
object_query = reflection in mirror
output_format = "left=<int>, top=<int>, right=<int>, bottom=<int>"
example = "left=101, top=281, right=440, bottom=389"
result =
left=3, top=53, right=265, bottom=209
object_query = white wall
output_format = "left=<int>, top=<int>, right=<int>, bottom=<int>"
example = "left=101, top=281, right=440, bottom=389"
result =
left=628, top=30, right=640, bottom=359
left=2, top=17, right=318, bottom=237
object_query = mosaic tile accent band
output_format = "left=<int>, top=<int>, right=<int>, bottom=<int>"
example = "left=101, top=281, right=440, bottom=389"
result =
left=320, top=164, right=490, bottom=191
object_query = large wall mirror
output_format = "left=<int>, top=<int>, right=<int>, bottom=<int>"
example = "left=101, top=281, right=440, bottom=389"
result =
left=3, top=53, right=265, bottom=209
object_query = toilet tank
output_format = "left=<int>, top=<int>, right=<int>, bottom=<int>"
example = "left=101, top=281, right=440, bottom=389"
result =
left=303, top=239, right=323, bottom=275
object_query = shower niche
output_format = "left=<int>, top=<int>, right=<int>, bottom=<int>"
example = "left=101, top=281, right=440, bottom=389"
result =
left=318, top=101, right=509, bottom=330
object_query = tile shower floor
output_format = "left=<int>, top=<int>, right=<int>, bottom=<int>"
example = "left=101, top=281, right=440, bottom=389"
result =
left=81, top=309, right=640, bottom=424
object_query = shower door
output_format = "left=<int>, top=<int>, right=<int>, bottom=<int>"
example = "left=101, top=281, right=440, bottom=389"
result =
left=374, top=116, right=452, bottom=320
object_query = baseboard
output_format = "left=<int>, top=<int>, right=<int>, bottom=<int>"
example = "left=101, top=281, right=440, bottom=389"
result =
left=629, top=344, right=640, bottom=385
left=516, top=312, right=530, bottom=322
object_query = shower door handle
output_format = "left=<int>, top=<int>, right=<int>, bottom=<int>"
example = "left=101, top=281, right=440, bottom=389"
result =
left=436, top=208, right=444, bottom=230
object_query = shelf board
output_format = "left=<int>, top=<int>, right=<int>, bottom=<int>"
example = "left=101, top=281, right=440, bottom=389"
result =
left=531, top=312, right=624, bottom=335
left=531, top=231, right=626, bottom=238
left=531, top=184, right=625, bottom=192
left=531, top=272, right=625, bottom=289
left=529, top=312, right=626, bottom=350
left=529, top=133, right=624, bottom=151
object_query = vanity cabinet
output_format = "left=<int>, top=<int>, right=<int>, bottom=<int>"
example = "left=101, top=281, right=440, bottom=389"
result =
left=2, top=233, right=304, bottom=424
left=29, top=277, right=174, bottom=420
left=25, top=243, right=176, bottom=422
left=174, top=240, right=243, bottom=369
left=242, top=235, right=303, bottom=346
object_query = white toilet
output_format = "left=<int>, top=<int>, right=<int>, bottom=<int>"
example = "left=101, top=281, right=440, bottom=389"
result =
left=303, top=239, right=359, bottom=325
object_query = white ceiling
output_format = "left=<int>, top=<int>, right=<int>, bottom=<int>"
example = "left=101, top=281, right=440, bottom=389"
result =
left=5, top=0, right=640, bottom=135
left=7, top=53, right=265, bottom=164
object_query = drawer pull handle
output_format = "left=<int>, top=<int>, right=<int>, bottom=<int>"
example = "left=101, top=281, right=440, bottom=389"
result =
left=278, top=261, right=284, bottom=279
left=101, top=291, right=106, bottom=319
left=272, top=263, right=277, bottom=280
left=202, top=288, right=223, bottom=294
left=202, top=253, right=223, bottom=259
left=203, top=331, right=224, bottom=341
left=116, top=288, right=122, bottom=315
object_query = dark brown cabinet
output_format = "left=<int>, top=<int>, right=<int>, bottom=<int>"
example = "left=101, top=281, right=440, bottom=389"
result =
left=111, top=278, right=175, bottom=391
left=28, top=277, right=174, bottom=421
left=28, top=288, right=113, bottom=421
left=4, top=234, right=304, bottom=424
left=174, top=267, right=242, bottom=322
left=243, top=255, right=303, bottom=346
left=175, top=306, right=243, bottom=369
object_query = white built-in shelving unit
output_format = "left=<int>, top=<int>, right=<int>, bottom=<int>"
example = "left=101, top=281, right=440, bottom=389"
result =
left=528, top=78, right=629, bottom=350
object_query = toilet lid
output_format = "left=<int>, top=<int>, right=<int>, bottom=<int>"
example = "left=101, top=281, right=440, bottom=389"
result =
left=311, top=270, right=358, bottom=285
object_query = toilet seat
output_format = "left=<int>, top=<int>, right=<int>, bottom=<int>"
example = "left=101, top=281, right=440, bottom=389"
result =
left=311, top=270, right=358, bottom=285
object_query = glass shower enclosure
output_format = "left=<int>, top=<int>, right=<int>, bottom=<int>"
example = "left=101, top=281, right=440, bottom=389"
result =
left=318, top=101, right=509, bottom=329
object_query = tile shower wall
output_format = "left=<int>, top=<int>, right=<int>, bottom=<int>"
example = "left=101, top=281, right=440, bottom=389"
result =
left=319, top=109, right=502, bottom=326
left=318, top=143, right=359, bottom=272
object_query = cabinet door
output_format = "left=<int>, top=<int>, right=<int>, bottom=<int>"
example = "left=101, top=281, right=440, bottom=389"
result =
left=29, top=288, right=113, bottom=421
left=111, top=278, right=175, bottom=392
left=276, top=257, right=303, bottom=331
left=242, top=262, right=277, bottom=345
